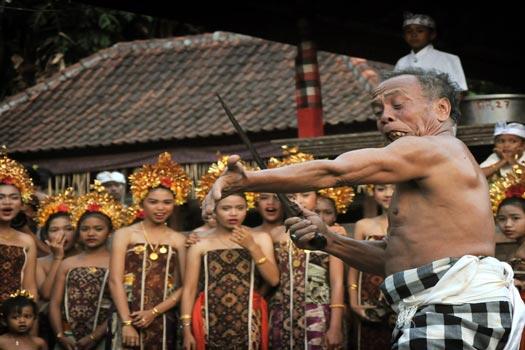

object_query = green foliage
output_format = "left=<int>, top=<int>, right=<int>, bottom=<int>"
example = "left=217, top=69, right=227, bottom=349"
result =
left=0, top=0, right=203, bottom=98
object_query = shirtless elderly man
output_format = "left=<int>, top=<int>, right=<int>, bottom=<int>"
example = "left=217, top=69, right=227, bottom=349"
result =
left=205, top=68, right=525, bottom=349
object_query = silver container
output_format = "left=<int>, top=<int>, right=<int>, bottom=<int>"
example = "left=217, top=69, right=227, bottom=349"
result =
left=459, top=94, right=525, bottom=125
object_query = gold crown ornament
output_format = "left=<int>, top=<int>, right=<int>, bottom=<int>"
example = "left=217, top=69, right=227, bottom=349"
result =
left=0, top=146, right=35, bottom=203
left=8, top=289, right=34, bottom=300
left=71, top=181, right=125, bottom=229
left=318, top=186, right=355, bottom=214
left=195, top=155, right=256, bottom=209
left=36, top=188, right=76, bottom=228
left=267, top=145, right=315, bottom=168
left=125, top=203, right=145, bottom=226
left=129, top=152, right=191, bottom=206
left=489, top=165, right=525, bottom=214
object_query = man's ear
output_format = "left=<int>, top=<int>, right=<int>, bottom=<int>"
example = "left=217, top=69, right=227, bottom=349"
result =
left=435, top=97, right=452, bottom=122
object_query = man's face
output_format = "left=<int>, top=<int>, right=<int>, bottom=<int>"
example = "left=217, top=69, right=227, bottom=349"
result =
left=403, top=24, right=435, bottom=52
left=372, top=75, right=441, bottom=142
left=102, top=181, right=125, bottom=201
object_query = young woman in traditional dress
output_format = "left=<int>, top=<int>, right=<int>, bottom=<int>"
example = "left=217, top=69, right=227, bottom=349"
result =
left=109, top=153, right=189, bottom=350
left=264, top=147, right=346, bottom=350
left=348, top=184, right=395, bottom=350
left=0, top=150, right=38, bottom=313
left=492, top=169, right=525, bottom=349
left=181, top=191, right=279, bottom=350
left=49, top=182, right=123, bottom=350
left=35, top=189, right=77, bottom=348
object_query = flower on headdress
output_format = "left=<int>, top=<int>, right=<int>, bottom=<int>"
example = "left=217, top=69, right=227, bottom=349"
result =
left=505, top=184, right=525, bottom=198
left=56, top=203, right=70, bottom=213
left=1, top=177, right=14, bottom=185
left=87, top=203, right=102, bottom=212
left=160, top=177, right=173, bottom=188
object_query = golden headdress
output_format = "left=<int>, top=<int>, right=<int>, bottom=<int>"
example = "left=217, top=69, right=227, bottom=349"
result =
left=71, top=181, right=125, bottom=229
left=129, top=152, right=191, bottom=205
left=125, top=203, right=145, bottom=226
left=0, top=146, right=34, bottom=203
left=195, top=155, right=256, bottom=209
left=8, top=289, right=34, bottom=300
left=489, top=165, right=525, bottom=214
left=267, top=145, right=315, bottom=168
left=36, top=188, right=76, bottom=228
left=318, top=186, right=355, bottom=214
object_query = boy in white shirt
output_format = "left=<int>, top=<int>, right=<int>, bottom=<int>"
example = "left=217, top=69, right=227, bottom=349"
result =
left=395, top=13, right=468, bottom=95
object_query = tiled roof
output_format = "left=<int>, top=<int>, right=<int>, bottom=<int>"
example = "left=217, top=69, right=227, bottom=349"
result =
left=0, top=32, right=392, bottom=154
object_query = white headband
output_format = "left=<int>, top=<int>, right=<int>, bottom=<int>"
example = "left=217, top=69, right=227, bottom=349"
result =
left=403, top=12, right=436, bottom=29
left=494, top=122, right=525, bottom=139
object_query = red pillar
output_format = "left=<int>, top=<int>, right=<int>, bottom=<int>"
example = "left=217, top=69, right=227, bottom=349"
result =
left=295, top=40, right=324, bottom=138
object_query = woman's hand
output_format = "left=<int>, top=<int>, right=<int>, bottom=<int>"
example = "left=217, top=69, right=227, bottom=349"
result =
left=131, top=309, right=157, bottom=329
left=324, top=324, right=344, bottom=349
left=122, top=324, right=140, bottom=347
left=185, top=233, right=201, bottom=248
left=76, top=334, right=97, bottom=350
left=57, top=336, right=76, bottom=350
left=183, top=331, right=196, bottom=350
left=45, top=231, right=65, bottom=259
left=350, top=304, right=376, bottom=322
left=230, top=226, right=257, bottom=251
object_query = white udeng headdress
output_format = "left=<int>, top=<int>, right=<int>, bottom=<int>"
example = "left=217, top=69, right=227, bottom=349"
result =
left=494, top=122, right=525, bottom=139
left=403, top=12, right=436, bottom=29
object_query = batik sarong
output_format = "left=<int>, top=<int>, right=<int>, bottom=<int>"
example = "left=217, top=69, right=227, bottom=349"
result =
left=112, top=243, right=180, bottom=350
left=380, top=256, right=524, bottom=350
left=269, top=240, right=331, bottom=349
left=59, top=266, right=110, bottom=350
left=355, top=235, right=394, bottom=349
left=0, top=243, right=26, bottom=303
left=191, top=248, right=267, bottom=350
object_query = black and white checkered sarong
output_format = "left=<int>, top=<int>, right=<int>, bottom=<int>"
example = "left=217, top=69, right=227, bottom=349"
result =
left=380, top=257, right=512, bottom=350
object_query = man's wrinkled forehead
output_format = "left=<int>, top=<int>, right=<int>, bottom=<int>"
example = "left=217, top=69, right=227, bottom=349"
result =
left=370, top=85, right=411, bottom=105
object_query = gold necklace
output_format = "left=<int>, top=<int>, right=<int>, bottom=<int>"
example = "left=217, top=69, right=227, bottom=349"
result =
left=141, top=222, right=160, bottom=261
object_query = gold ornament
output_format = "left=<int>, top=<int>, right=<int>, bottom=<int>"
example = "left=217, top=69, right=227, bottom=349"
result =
left=159, top=246, right=168, bottom=254
left=8, top=289, right=34, bottom=300
left=70, top=181, right=125, bottom=230
left=125, top=204, right=145, bottom=226
left=318, top=186, right=355, bottom=214
left=195, top=155, right=256, bottom=209
left=489, top=164, right=525, bottom=214
left=267, top=145, right=315, bottom=168
left=129, top=152, right=191, bottom=206
left=0, top=146, right=35, bottom=203
left=36, top=188, right=76, bottom=228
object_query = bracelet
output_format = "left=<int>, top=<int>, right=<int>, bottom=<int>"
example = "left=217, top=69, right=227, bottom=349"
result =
left=350, top=283, right=358, bottom=290
left=152, top=307, right=160, bottom=316
left=122, top=320, right=132, bottom=326
left=181, top=320, right=191, bottom=327
left=255, top=256, right=267, bottom=265
left=89, top=334, right=96, bottom=341
left=56, top=332, right=64, bottom=339
left=53, top=256, right=64, bottom=261
left=329, top=304, right=346, bottom=309
left=180, top=314, right=191, bottom=321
